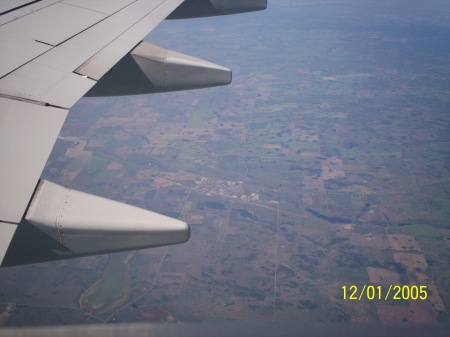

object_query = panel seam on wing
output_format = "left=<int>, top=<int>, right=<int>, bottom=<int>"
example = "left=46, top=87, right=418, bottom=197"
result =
left=0, top=94, right=67, bottom=110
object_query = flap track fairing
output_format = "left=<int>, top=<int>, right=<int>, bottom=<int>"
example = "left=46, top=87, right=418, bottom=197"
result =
left=86, top=41, right=231, bottom=97
left=21, top=180, right=189, bottom=259
left=167, top=0, right=268, bottom=19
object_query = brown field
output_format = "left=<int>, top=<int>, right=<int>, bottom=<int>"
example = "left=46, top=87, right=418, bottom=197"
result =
left=153, top=177, right=174, bottom=188
left=300, top=151, right=320, bottom=158
left=336, top=232, right=389, bottom=250
left=60, top=167, right=81, bottom=183
left=87, top=139, right=107, bottom=147
left=415, top=273, right=445, bottom=311
left=302, top=173, right=325, bottom=190
left=263, top=144, right=282, bottom=149
left=114, top=130, right=128, bottom=141
left=321, top=156, right=345, bottom=180
left=367, top=267, right=401, bottom=285
left=408, top=300, right=439, bottom=323
left=388, top=234, right=421, bottom=252
left=135, top=169, right=154, bottom=180
left=393, top=253, right=427, bottom=273
left=181, top=128, right=213, bottom=140
left=189, top=215, right=204, bottom=224
left=342, top=184, right=373, bottom=195
left=163, top=171, right=197, bottom=181
left=376, top=304, right=417, bottom=324
left=382, top=195, right=417, bottom=221
left=303, top=194, right=313, bottom=206
left=107, top=161, right=123, bottom=170
left=157, top=272, right=186, bottom=296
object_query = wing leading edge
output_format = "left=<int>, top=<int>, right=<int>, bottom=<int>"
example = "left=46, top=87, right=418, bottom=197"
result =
left=0, top=0, right=267, bottom=266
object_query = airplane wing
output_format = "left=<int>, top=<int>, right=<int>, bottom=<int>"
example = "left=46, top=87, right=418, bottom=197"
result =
left=0, top=0, right=267, bottom=267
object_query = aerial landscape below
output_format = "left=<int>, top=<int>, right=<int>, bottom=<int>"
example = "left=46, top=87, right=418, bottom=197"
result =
left=0, top=0, right=449, bottom=335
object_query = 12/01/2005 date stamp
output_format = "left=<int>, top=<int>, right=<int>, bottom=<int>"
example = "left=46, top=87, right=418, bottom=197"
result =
left=341, top=285, right=428, bottom=301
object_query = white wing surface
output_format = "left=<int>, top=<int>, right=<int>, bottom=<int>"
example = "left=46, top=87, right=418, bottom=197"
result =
left=0, top=0, right=267, bottom=266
